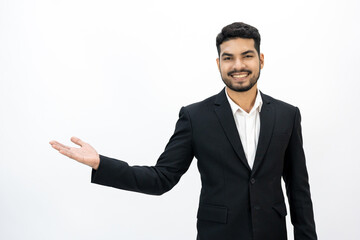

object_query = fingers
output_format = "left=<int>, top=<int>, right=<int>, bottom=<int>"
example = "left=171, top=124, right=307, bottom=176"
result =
left=49, top=140, right=71, bottom=150
left=58, top=148, right=73, bottom=159
left=49, top=140, right=73, bottom=157
left=50, top=143, right=81, bottom=162
left=71, top=136, right=84, bottom=147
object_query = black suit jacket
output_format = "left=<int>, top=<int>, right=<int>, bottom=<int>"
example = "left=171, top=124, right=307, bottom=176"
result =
left=91, top=89, right=317, bottom=240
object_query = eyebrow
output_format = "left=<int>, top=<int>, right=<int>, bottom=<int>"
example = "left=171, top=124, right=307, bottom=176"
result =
left=241, top=50, right=256, bottom=55
left=221, top=52, right=233, bottom=57
left=221, top=50, right=256, bottom=57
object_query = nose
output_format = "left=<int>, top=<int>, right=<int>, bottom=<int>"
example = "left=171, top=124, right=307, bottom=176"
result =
left=233, top=58, right=245, bottom=71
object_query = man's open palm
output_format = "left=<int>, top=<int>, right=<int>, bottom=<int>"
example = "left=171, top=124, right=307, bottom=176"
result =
left=49, top=137, right=100, bottom=169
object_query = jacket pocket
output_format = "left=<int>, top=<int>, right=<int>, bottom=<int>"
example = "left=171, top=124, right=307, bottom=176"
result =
left=197, top=204, right=228, bottom=224
left=272, top=202, right=287, bottom=217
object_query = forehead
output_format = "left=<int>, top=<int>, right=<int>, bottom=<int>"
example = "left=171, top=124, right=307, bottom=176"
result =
left=219, top=38, right=256, bottom=55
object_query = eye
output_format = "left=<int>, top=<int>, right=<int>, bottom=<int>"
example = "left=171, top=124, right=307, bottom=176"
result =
left=223, top=57, right=231, bottom=61
left=245, top=55, right=253, bottom=58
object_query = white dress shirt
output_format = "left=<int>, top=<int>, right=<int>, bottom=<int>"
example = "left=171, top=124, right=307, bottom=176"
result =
left=225, top=88, right=263, bottom=169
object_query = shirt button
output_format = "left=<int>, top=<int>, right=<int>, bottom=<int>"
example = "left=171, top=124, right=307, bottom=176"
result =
left=250, top=178, right=256, bottom=184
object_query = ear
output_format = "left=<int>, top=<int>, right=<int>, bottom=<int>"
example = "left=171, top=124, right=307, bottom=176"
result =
left=259, top=53, right=264, bottom=69
left=216, top=58, right=220, bottom=71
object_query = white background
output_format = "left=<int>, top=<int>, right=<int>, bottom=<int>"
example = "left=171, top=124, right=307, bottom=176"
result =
left=1, top=0, right=359, bottom=239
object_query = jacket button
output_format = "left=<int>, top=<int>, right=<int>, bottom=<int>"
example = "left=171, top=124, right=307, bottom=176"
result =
left=250, top=178, right=256, bottom=184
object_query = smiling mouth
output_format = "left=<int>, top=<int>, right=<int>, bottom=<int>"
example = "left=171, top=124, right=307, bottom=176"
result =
left=229, top=72, right=250, bottom=80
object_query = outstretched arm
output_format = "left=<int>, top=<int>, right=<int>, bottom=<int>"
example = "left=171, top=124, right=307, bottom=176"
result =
left=49, top=137, right=100, bottom=170
left=49, top=107, right=194, bottom=196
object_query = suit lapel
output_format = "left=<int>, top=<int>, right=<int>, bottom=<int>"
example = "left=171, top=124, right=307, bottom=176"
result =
left=214, top=89, right=251, bottom=171
left=251, top=92, right=275, bottom=175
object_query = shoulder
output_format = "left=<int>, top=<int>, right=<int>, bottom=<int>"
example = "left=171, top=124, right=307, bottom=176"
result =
left=175, top=91, right=222, bottom=122
left=186, top=95, right=217, bottom=110
left=261, top=92, right=299, bottom=113
left=182, top=91, right=220, bottom=114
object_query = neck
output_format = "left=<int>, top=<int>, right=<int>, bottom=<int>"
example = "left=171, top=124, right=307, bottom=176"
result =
left=226, top=84, right=258, bottom=113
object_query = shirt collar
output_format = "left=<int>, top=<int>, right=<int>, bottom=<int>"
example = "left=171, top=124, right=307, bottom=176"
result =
left=225, top=87, right=263, bottom=115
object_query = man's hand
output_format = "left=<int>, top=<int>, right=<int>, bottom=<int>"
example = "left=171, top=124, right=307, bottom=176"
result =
left=49, top=137, right=100, bottom=170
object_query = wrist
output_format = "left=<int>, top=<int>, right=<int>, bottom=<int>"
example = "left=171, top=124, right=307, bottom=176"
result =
left=92, top=154, right=100, bottom=170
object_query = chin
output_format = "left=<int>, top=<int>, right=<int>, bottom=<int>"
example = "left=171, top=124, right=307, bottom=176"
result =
left=230, top=83, right=255, bottom=92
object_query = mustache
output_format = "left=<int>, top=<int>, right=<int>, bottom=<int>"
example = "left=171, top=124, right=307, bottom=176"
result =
left=227, top=70, right=252, bottom=76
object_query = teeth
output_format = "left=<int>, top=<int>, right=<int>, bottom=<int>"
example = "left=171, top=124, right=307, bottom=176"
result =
left=233, top=74, right=248, bottom=78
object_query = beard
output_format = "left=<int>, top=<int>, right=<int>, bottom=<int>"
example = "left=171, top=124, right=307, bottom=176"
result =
left=221, top=67, right=261, bottom=92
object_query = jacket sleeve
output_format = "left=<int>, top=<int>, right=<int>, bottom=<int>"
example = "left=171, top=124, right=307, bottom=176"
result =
left=283, top=107, right=317, bottom=240
left=91, top=107, right=194, bottom=195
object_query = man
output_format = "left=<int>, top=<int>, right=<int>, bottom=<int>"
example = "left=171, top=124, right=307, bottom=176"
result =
left=50, top=22, right=317, bottom=240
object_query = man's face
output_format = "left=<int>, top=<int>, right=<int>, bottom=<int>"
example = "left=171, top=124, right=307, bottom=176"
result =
left=216, top=38, right=264, bottom=92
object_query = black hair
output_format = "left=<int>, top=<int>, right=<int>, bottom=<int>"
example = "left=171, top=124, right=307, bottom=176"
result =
left=216, top=22, right=261, bottom=56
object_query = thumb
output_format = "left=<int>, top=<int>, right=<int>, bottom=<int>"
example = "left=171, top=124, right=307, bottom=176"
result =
left=71, top=136, right=84, bottom=147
